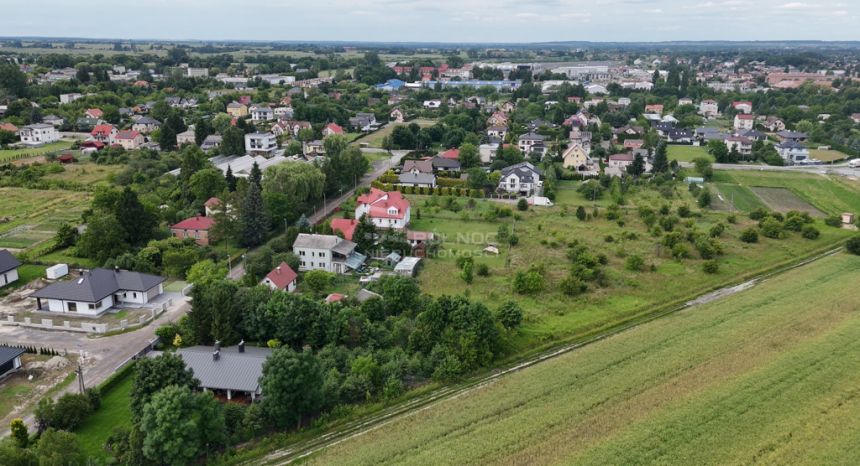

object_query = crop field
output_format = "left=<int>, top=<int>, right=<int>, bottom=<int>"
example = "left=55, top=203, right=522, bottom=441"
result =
left=0, top=187, right=91, bottom=251
left=0, top=140, right=75, bottom=163
left=667, top=144, right=712, bottom=162
left=750, top=187, right=824, bottom=217
left=407, top=177, right=853, bottom=354
left=305, top=253, right=860, bottom=466
left=714, top=170, right=860, bottom=215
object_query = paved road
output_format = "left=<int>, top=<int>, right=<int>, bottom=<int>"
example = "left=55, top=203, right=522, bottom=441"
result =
left=680, top=161, right=860, bottom=178
left=226, top=151, right=407, bottom=280
left=0, top=297, right=191, bottom=433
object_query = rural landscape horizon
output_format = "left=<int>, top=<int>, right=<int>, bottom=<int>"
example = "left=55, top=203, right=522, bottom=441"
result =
left=0, top=5, right=859, bottom=465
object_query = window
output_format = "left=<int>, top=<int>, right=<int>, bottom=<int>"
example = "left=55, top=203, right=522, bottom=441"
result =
left=319, top=252, right=326, bottom=258
left=68, top=302, right=77, bottom=312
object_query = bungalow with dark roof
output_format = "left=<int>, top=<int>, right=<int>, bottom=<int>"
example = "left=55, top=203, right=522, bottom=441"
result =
left=0, top=249, right=21, bottom=288
left=0, top=346, right=26, bottom=379
left=32, top=268, right=166, bottom=316
left=171, top=216, right=216, bottom=245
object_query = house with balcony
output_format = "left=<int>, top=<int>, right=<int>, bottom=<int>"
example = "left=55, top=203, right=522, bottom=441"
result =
left=293, top=234, right=366, bottom=274
left=244, top=132, right=278, bottom=156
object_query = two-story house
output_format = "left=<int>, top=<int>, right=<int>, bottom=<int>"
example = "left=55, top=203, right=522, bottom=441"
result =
left=355, top=188, right=411, bottom=230
left=244, top=132, right=278, bottom=156
left=734, top=113, right=755, bottom=131
left=293, top=234, right=366, bottom=274
left=518, top=132, right=547, bottom=157
left=20, top=124, right=59, bottom=146
left=498, top=162, right=543, bottom=196
left=249, top=105, right=274, bottom=121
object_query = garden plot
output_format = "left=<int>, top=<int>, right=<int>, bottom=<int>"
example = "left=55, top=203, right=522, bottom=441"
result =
left=749, top=187, right=824, bottom=217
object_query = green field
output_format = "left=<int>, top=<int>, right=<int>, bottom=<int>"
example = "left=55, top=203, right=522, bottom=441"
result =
left=75, top=371, right=134, bottom=461
left=0, top=140, right=75, bottom=163
left=667, top=144, right=713, bottom=162
left=408, top=178, right=853, bottom=354
left=42, top=163, right=122, bottom=186
left=714, top=182, right=765, bottom=212
left=0, top=187, right=91, bottom=251
left=351, top=118, right=435, bottom=149
left=715, top=171, right=860, bottom=215
left=305, top=252, right=860, bottom=465
left=810, top=148, right=849, bottom=162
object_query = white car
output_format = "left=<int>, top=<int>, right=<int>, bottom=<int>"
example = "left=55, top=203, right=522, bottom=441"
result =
left=849, top=159, right=860, bottom=168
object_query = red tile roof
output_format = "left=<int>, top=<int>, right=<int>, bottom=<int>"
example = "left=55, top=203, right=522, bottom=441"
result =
left=115, top=130, right=141, bottom=140
left=172, top=216, right=215, bottom=231
left=330, top=218, right=359, bottom=241
left=324, top=122, right=344, bottom=135
left=204, top=197, right=222, bottom=208
left=325, top=293, right=345, bottom=303
left=736, top=114, right=754, bottom=120
left=265, top=262, right=297, bottom=291
left=86, top=108, right=103, bottom=118
left=91, top=124, right=115, bottom=137
left=357, top=188, right=410, bottom=220
left=439, top=148, right=459, bottom=160
left=0, top=123, right=18, bottom=133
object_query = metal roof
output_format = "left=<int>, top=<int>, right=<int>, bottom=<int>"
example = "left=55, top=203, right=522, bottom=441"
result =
left=32, top=268, right=165, bottom=303
left=293, top=234, right=341, bottom=250
left=0, top=346, right=25, bottom=367
left=174, top=346, right=272, bottom=393
left=0, top=249, right=21, bottom=274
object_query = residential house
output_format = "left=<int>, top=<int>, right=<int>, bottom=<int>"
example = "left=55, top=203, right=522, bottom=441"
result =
left=303, top=140, right=326, bottom=157
left=776, top=141, right=810, bottom=164
left=561, top=144, right=592, bottom=171
left=176, top=128, right=196, bottom=146
left=623, top=139, right=645, bottom=151
left=390, top=108, right=406, bottom=123
left=644, top=104, right=664, bottom=115
left=0, top=249, right=21, bottom=288
left=678, top=98, right=694, bottom=106
left=699, top=99, right=720, bottom=118
left=293, top=234, right=366, bottom=274
left=114, top=130, right=144, bottom=150
left=349, top=112, right=379, bottom=132
left=0, top=123, right=18, bottom=134
left=19, top=124, right=59, bottom=145
left=667, top=129, right=694, bottom=144
left=322, top=123, right=344, bottom=138
left=776, top=131, right=808, bottom=143
left=498, top=162, right=542, bottom=196
left=398, top=172, right=437, bottom=188
left=59, top=93, right=83, bottom=104
left=261, top=262, right=298, bottom=293
left=42, top=115, right=65, bottom=127
left=91, top=124, right=117, bottom=143
left=487, top=125, right=508, bottom=140
left=204, top=197, right=224, bottom=217
left=487, top=112, right=509, bottom=127
left=733, top=113, right=755, bottom=131
left=431, top=156, right=461, bottom=172
left=518, top=132, right=547, bottom=156
left=249, top=105, right=274, bottom=122
left=764, top=117, right=786, bottom=132
left=438, top=148, right=459, bottom=161
left=355, top=188, right=411, bottom=230
left=330, top=218, right=359, bottom=241
left=244, top=132, right=278, bottom=156
left=423, top=100, right=442, bottom=109
left=226, top=102, right=248, bottom=118
left=32, top=268, right=166, bottom=316
left=201, top=134, right=222, bottom=151
left=0, top=346, right=26, bottom=379
left=274, top=106, right=294, bottom=120
left=851, top=113, right=860, bottom=124
left=171, top=216, right=216, bottom=245
left=132, top=117, right=160, bottom=134
left=732, top=101, right=753, bottom=114
left=725, top=136, right=753, bottom=156
left=165, top=343, right=272, bottom=401
left=403, top=159, right=433, bottom=175
left=84, top=108, right=104, bottom=120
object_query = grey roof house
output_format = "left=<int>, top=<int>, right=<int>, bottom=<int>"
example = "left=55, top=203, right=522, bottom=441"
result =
left=398, top=172, right=437, bottom=188
left=32, top=268, right=166, bottom=316
left=0, top=249, right=21, bottom=289
left=0, top=346, right=26, bottom=379
left=499, top=162, right=543, bottom=195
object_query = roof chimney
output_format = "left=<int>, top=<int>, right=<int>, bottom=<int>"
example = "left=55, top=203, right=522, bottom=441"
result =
left=214, top=340, right=221, bottom=352
left=276, top=266, right=281, bottom=274
left=212, top=350, right=220, bottom=361
left=238, top=340, right=245, bottom=353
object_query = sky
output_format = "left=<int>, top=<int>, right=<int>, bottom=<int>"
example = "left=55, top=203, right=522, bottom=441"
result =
left=1, top=0, right=858, bottom=43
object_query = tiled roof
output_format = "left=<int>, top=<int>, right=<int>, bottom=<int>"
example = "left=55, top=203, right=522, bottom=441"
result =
left=264, top=262, right=297, bottom=291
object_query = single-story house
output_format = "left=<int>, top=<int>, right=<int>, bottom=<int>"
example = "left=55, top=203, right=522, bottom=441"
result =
left=398, top=172, right=437, bottom=188
left=167, top=343, right=272, bottom=401
left=261, top=262, right=298, bottom=293
left=171, top=216, right=216, bottom=245
left=0, top=249, right=21, bottom=288
left=0, top=346, right=26, bottom=379
left=32, top=268, right=166, bottom=316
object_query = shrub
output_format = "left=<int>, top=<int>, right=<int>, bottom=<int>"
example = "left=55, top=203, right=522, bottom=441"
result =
left=575, top=206, right=586, bottom=221
left=508, top=233, right=519, bottom=246
left=847, top=235, right=860, bottom=255
left=824, top=215, right=843, bottom=227
left=677, top=205, right=692, bottom=218
left=476, top=263, right=490, bottom=276
left=760, top=218, right=785, bottom=239
left=697, top=190, right=712, bottom=208
left=702, top=260, right=720, bottom=274
left=749, top=208, right=769, bottom=221
left=496, top=301, right=524, bottom=330
left=726, top=214, right=737, bottom=224
left=625, top=255, right=645, bottom=272
left=801, top=225, right=820, bottom=240
left=671, top=243, right=691, bottom=260
left=740, top=228, right=759, bottom=243
left=517, top=198, right=528, bottom=211
left=709, top=222, right=725, bottom=238
left=513, top=267, right=544, bottom=294
left=560, top=273, right=587, bottom=296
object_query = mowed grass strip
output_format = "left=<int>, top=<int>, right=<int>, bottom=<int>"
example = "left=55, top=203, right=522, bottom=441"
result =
left=714, top=182, right=766, bottom=212
left=304, top=253, right=860, bottom=466
left=667, top=145, right=713, bottom=162
left=719, top=170, right=860, bottom=215
left=75, top=371, right=134, bottom=460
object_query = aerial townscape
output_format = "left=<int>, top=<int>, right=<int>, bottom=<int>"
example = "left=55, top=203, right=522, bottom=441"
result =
left=1, top=4, right=860, bottom=464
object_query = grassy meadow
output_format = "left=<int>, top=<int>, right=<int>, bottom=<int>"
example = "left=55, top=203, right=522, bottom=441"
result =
left=667, top=144, right=712, bottom=162
left=408, top=176, right=853, bottom=354
left=75, top=371, right=134, bottom=460
left=351, top=118, right=435, bottom=149
left=304, top=252, right=860, bottom=466
left=0, top=140, right=74, bottom=163
left=0, top=187, right=91, bottom=251
left=713, top=170, right=860, bottom=215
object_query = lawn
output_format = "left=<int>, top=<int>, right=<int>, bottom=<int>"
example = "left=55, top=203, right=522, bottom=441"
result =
left=810, top=148, right=849, bottom=162
left=37, top=247, right=98, bottom=268
left=0, top=264, right=46, bottom=296
left=0, top=140, right=75, bottom=163
left=667, top=144, right=713, bottom=162
left=716, top=170, right=860, bottom=215
left=75, top=370, right=134, bottom=461
left=42, top=163, right=123, bottom=186
left=405, top=178, right=854, bottom=354
left=351, top=118, right=435, bottom=149
left=714, top=182, right=766, bottom=212
left=303, top=252, right=860, bottom=466
left=0, top=187, right=91, bottom=251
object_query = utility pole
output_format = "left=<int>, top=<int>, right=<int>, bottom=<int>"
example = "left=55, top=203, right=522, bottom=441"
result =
left=76, top=363, right=85, bottom=394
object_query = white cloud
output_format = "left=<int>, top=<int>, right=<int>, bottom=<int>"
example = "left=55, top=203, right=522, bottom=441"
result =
left=780, top=2, right=812, bottom=9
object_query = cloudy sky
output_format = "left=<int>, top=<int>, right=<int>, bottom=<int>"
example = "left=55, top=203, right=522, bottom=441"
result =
left=2, top=0, right=858, bottom=43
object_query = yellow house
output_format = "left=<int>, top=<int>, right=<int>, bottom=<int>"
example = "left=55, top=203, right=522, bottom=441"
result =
left=226, top=102, right=248, bottom=118
left=562, top=144, right=590, bottom=170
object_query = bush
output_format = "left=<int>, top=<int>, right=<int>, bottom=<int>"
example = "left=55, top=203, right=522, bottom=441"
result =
left=801, top=225, right=820, bottom=240
left=476, top=263, right=490, bottom=276
left=847, top=235, right=860, bottom=255
left=709, top=222, right=725, bottom=238
left=625, top=255, right=645, bottom=272
left=726, top=214, right=737, bottom=224
left=513, top=267, right=544, bottom=294
left=824, top=215, right=843, bottom=227
left=677, top=205, right=692, bottom=218
left=760, top=218, right=785, bottom=239
left=560, top=273, right=587, bottom=296
left=671, top=243, right=691, bottom=260
left=517, top=198, right=528, bottom=211
left=697, top=190, right=712, bottom=208
left=702, top=260, right=720, bottom=274
left=740, top=228, right=759, bottom=243
left=496, top=301, right=524, bottom=330
left=749, top=208, right=769, bottom=221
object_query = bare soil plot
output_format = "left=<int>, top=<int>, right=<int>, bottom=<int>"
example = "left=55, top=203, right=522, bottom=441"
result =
left=749, top=187, right=824, bottom=217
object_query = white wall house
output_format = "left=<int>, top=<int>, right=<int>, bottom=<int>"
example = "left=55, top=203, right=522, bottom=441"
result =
left=293, top=234, right=365, bottom=275
left=244, top=132, right=278, bottom=156
left=19, top=124, right=59, bottom=146
left=0, top=250, right=21, bottom=288
left=776, top=141, right=810, bottom=165
left=32, top=268, right=165, bottom=317
left=354, top=188, right=411, bottom=230
left=249, top=105, right=274, bottom=121
left=498, top=162, right=543, bottom=195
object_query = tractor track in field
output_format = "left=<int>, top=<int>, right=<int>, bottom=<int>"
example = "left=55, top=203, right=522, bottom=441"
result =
left=245, top=246, right=846, bottom=466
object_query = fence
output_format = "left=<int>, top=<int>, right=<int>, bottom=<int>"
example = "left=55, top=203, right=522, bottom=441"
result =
left=0, top=299, right=171, bottom=334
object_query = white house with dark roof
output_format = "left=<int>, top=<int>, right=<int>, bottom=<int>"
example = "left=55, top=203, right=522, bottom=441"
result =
left=0, top=346, right=25, bottom=379
left=19, top=124, right=59, bottom=146
left=32, top=268, right=165, bottom=316
left=517, top=132, right=547, bottom=156
left=776, top=141, right=810, bottom=164
left=0, top=249, right=21, bottom=288
left=293, top=234, right=366, bottom=274
left=498, top=162, right=542, bottom=195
